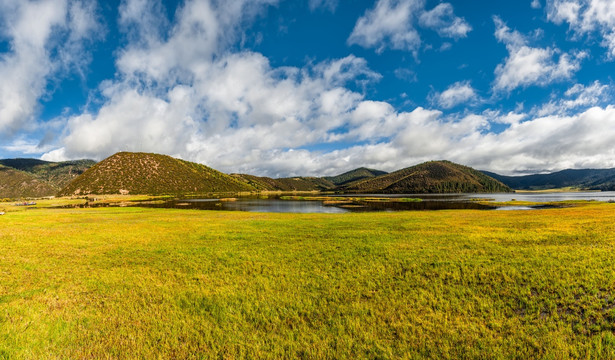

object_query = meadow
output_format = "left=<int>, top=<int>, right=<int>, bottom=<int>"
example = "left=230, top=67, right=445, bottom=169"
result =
left=1, top=203, right=614, bottom=359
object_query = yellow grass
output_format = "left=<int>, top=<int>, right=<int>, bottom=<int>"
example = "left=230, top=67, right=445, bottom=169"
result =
left=1, top=203, right=614, bottom=358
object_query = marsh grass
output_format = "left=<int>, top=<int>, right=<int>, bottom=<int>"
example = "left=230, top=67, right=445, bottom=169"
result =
left=1, top=204, right=615, bottom=358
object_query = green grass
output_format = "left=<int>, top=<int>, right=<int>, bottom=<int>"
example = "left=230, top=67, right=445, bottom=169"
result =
left=1, top=204, right=615, bottom=358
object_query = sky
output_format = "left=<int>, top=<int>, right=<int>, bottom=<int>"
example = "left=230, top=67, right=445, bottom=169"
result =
left=1, top=0, right=615, bottom=177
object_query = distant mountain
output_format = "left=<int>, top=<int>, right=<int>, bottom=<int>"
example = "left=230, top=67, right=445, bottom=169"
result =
left=345, top=160, right=512, bottom=193
left=3, top=153, right=520, bottom=197
left=0, top=158, right=96, bottom=191
left=0, top=165, right=56, bottom=198
left=324, top=167, right=387, bottom=186
left=232, top=174, right=336, bottom=191
left=275, top=177, right=336, bottom=191
left=483, top=168, right=615, bottom=191
left=232, top=167, right=386, bottom=192
left=59, top=152, right=254, bottom=196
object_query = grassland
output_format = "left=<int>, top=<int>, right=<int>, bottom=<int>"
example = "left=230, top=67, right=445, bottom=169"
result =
left=1, top=203, right=615, bottom=358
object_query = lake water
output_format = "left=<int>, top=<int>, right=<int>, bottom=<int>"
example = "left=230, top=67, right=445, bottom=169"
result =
left=137, top=191, right=615, bottom=213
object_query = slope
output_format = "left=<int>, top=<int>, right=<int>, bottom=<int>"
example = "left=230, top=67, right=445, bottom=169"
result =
left=0, top=165, right=56, bottom=198
left=231, top=174, right=336, bottom=191
left=324, top=167, right=388, bottom=186
left=483, top=169, right=615, bottom=191
left=59, top=152, right=255, bottom=196
left=0, top=158, right=96, bottom=191
left=345, top=160, right=512, bottom=193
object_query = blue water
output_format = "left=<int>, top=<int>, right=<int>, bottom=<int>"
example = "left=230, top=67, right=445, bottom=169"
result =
left=137, top=192, right=615, bottom=213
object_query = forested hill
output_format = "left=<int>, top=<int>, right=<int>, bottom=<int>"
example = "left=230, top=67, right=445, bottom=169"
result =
left=345, top=161, right=512, bottom=193
left=483, top=168, right=615, bottom=191
left=323, top=167, right=388, bottom=186
left=0, top=158, right=95, bottom=191
left=0, top=164, right=56, bottom=198
left=0, top=158, right=95, bottom=198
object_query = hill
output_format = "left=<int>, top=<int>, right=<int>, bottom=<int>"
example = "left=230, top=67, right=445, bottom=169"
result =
left=0, top=165, right=56, bottom=198
left=59, top=152, right=255, bottom=196
left=323, top=167, right=387, bottom=186
left=0, top=158, right=96, bottom=191
left=231, top=167, right=386, bottom=192
left=483, top=168, right=615, bottom=191
left=232, top=174, right=336, bottom=191
left=345, top=160, right=512, bottom=193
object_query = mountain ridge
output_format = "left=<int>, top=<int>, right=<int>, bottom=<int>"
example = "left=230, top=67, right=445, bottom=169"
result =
left=345, top=160, right=512, bottom=193
left=482, top=168, right=615, bottom=191
left=324, top=167, right=388, bottom=187
left=0, top=158, right=95, bottom=198
left=3, top=153, right=562, bottom=197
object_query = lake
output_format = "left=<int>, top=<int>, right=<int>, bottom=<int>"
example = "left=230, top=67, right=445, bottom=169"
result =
left=137, top=191, right=615, bottom=213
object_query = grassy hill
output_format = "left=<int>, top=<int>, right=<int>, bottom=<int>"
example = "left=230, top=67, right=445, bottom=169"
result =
left=483, top=168, right=615, bottom=191
left=324, top=167, right=387, bottom=186
left=0, top=165, right=56, bottom=199
left=345, top=160, right=512, bottom=193
left=0, top=158, right=96, bottom=191
left=232, top=174, right=336, bottom=191
left=232, top=167, right=387, bottom=192
left=59, top=152, right=255, bottom=196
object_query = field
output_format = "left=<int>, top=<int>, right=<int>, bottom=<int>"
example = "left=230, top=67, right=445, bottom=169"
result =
left=1, top=203, right=615, bottom=358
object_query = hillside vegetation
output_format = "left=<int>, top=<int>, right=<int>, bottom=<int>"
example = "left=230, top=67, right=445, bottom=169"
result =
left=484, top=168, right=615, bottom=191
left=0, top=165, right=56, bottom=198
left=0, top=158, right=95, bottom=198
left=232, top=174, right=336, bottom=191
left=59, top=152, right=254, bottom=196
left=346, top=160, right=512, bottom=193
left=4, top=153, right=515, bottom=197
left=324, top=167, right=387, bottom=186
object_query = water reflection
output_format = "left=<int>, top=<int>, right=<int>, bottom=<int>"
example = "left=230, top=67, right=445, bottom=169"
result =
left=53, top=191, right=615, bottom=213
left=141, top=197, right=495, bottom=213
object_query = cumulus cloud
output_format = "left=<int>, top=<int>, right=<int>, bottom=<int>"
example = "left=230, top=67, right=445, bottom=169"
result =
left=33, top=0, right=615, bottom=177
left=418, top=3, right=472, bottom=39
left=433, top=81, right=478, bottom=109
left=531, top=0, right=542, bottom=9
left=493, top=16, right=586, bottom=92
left=0, top=0, right=101, bottom=136
left=533, top=80, right=611, bottom=116
left=347, top=0, right=470, bottom=54
left=546, top=0, right=615, bottom=58
left=347, top=0, right=423, bottom=54
left=42, top=0, right=393, bottom=175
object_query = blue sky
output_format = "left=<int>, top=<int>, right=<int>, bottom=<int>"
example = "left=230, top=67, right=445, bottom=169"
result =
left=1, top=0, right=615, bottom=176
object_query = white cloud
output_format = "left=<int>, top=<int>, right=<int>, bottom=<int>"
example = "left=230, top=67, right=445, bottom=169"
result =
left=347, top=0, right=470, bottom=54
left=44, top=0, right=389, bottom=175
left=347, top=0, right=423, bottom=54
left=394, top=68, right=418, bottom=82
left=493, top=16, right=586, bottom=92
left=418, top=3, right=472, bottom=39
left=547, top=0, right=615, bottom=58
left=34, top=0, right=615, bottom=177
left=531, top=0, right=542, bottom=9
left=0, top=0, right=101, bottom=135
left=433, top=81, right=478, bottom=109
left=533, top=80, right=611, bottom=116
left=563, top=80, right=610, bottom=107
left=308, top=0, right=338, bottom=12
